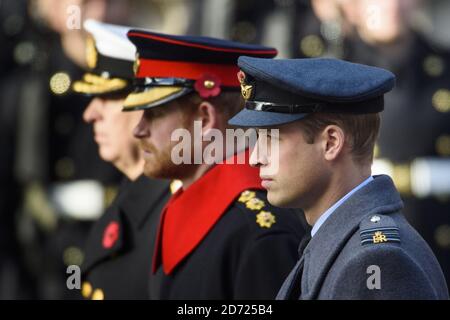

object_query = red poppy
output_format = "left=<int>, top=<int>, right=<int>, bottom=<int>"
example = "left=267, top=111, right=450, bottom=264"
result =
left=102, top=221, right=119, bottom=249
left=194, top=73, right=221, bottom=98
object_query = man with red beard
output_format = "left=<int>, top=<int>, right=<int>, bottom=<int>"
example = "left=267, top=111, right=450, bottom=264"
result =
left=122, top=29, right=307, bottom=299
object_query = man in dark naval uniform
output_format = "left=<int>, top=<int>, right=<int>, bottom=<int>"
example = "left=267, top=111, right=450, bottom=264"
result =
left=123, top=29, right=307, bottom=299
left=229, top=57, right=449, bottom=299
left=72, top=20, right=171, bottom=300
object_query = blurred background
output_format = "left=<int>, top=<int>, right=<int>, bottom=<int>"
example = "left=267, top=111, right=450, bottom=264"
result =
left=0, top=0, right=449, bottom=299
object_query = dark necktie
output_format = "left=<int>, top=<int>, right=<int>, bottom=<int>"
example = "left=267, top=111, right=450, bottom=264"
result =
left=276, top=233, right=312, bottom=300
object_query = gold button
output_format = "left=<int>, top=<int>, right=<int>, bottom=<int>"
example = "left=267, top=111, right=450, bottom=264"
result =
left=49, top=72, right=71, bottom=95
left=63, top=246, right=84, bottom=266
left=436, top=135, right=450, bottom=156
left=300, top=35, right=324, bottom=58
left=91, top=288, right=104, bottom=300
left=423, top=55, right=444, bottom=77
left=81, top=282, right=92, bottom=298
left=432, top=89, right=450, bottom=113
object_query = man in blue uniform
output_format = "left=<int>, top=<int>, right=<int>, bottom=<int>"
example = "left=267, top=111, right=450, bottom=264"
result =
left=229, top=57, right=449, bottom=299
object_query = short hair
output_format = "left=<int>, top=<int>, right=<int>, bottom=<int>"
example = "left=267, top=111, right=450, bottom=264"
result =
left=299, top=112, right=380, bottom=165
left=175, top=91, right=244, bottom=127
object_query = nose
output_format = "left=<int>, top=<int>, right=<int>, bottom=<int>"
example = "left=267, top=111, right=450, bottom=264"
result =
left=249, top=135, right=269, bottom=168
left=83, top=97, right=103, bottom=123
left=133, top=113, right=150, bottom=139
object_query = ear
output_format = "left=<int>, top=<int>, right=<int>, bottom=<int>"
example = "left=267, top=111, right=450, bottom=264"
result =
left=320, top=124, right=346, bottom=161
left=197, top=101, right=218, bottom=135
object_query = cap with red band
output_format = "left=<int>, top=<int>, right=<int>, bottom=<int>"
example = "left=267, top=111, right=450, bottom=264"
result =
left=123, top=29, right=277, bottom=111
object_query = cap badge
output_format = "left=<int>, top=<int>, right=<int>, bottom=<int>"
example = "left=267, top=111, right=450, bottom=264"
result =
left=86, top=36, right=98, bottom=70
left=133, top=53, right=141, bottom=76
left=237, top=70, right=253, bottom=100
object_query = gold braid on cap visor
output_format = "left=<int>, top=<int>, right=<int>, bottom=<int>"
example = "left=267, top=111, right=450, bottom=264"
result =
left=123, top=86, right=185, bottom=110
left=72, top=73, right=128, bottom=95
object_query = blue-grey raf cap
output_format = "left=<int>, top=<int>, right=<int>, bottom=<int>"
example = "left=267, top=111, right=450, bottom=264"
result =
left=229, top=57, right=396, bottom=127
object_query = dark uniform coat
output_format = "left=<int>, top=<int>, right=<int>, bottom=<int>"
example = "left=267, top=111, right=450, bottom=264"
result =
left=277, top=175, right=449, bottom=300
left=81, top=175, right=170, bottom=300
left=150, top=154, right=307, bottom=299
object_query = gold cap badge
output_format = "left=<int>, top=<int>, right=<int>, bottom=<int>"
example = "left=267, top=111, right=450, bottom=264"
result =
left=237, top=70, right=253, bottom=100
left=133, top=53, right=141, bottom=76
left=86, top=36, right=98, bottom=70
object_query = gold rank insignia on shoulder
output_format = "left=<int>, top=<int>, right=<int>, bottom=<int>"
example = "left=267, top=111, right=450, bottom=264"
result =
left=245, top=197, right=265, bottom=211
left=256, top=211, right=276, bottom=228
left=372, top=231, right=387, bottom=243
left=237, top=70, right=253, bottom=100
left=238, top=190, right=265, bottom=211
left=238, top=190, right=256, bottom=203
left=86, top=36, right=98, bottom=70
left=360, top=227, right=401, bottom=246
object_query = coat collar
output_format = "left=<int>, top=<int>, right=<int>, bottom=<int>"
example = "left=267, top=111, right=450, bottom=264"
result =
left=119, top=175, right=170, bottom=230
left=152, top=150, right=263, bottom=275
left=301, top=175, right=403, bottom=299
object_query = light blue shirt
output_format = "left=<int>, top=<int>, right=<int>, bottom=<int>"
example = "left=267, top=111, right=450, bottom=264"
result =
left=311, top=176, right=374, bottom=237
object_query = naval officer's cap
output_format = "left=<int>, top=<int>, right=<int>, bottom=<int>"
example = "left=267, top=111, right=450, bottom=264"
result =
left=72, top=19, right=135, bottom=96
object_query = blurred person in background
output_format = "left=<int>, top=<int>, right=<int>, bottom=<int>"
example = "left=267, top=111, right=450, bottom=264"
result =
left=0, top=0, right=35, bottom=299
left=72, top=19, right=171, bottom=300
left=308, top=0, right=450, bottom=286
left=11, top=0, right=124, bottom=300
left=0, top=0, right=142, bottom=299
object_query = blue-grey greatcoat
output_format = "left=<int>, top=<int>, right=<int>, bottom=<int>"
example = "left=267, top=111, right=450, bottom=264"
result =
left=277, top=175, right=449, bottom=300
